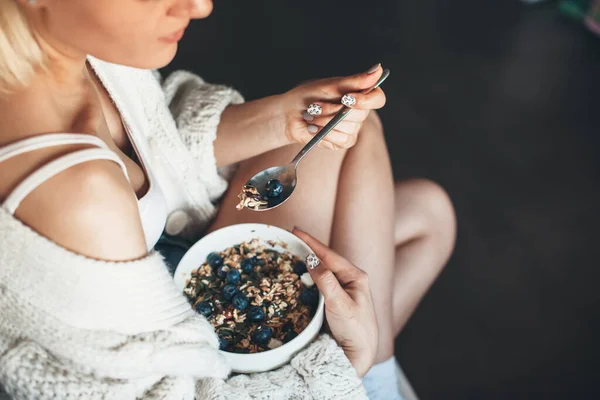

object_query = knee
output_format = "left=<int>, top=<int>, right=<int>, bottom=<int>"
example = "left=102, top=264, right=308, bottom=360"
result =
left=396, top=179, right=456, bottom=256
left=355, top=111, right=391, bottom=171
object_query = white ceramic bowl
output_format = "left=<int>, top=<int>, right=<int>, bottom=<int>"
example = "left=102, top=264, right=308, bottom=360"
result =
left=173, top=223, right=325, bottom=374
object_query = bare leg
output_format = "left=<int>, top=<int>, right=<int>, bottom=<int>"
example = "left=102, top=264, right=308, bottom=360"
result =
left=328, top=112, right=396, bottom=363
left=209, top=112, right=397, bottom=363
left=391, top=179, right=457, bottom=336
left=208, top=144, right=347, bottom=242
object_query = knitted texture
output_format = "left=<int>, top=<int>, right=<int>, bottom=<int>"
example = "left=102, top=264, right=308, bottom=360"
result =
left=221, top=335, right=367, bottom=400
left=0, top=58, right=367, bottom=398
left=87, top=57, right=243, bottom=241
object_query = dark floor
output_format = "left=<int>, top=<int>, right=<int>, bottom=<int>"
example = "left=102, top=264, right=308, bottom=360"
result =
left=164, top=1, right=600, bottom=398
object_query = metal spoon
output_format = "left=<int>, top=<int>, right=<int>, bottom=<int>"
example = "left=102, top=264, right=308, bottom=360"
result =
left=242, top=69, right=391, bottom=211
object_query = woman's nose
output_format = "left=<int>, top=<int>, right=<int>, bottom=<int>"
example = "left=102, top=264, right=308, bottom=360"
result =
left=189, top=0, right=213, bottom=18
left=169, top=0, right=213, bottom=19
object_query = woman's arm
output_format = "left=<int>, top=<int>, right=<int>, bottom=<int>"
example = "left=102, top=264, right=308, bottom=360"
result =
left=213, top=95, right=290, bottom=167
left=160, top=67, right=386, bottom=168
left=214, top=67, right=386, bottom=167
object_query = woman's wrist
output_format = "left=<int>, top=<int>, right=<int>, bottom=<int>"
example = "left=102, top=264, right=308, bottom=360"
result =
left=343, top=346, right=375, bottom=378
left=221, top=94, right=289, bottom=144
left=349, top=354, right=373, bottom=378
left=260, top=93, right=294, bottom=147
left=214, top=94, right=292, bottom=166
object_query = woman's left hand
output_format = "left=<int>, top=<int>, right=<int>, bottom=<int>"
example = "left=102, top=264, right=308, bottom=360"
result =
left=214, top=64, right=385, bottom=166
left=279, top=64, right=387, bottom=150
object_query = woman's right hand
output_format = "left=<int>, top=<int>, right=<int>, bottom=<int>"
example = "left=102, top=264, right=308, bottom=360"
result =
left=293, top=228, right=378, bottom=378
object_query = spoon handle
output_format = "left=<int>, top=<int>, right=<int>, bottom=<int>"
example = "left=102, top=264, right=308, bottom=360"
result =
left=291, top=69, right=391, bottom=166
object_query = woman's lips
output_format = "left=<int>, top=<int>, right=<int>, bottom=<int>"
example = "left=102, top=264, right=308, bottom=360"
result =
left=160, top=28, right=186, bottom=44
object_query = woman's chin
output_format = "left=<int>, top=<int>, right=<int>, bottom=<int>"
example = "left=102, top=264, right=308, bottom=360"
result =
left=101, top=45, right=178, bottom=71
left=153, top=44, right=179, bottom=69
left=140, top=44, right=179, bottom=70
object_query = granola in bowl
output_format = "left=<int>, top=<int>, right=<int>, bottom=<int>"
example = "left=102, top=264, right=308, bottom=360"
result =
left=183, top=239, right=319, bottom=354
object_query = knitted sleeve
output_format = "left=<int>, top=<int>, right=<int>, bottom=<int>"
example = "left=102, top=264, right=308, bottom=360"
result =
left=159, top=70, right=244, bottom=198
left=196, top=334, right=368, bottom=400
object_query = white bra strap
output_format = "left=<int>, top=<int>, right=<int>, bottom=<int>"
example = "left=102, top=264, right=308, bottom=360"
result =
left=2, top=147, right=130, bottom=215
left=0, top=133, right=109, bottom=164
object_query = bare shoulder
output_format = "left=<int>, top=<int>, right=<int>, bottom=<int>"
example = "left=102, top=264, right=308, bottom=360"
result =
left=0, top=83, right=146, bottom=260
left=12, top=159, right=148, bottom=261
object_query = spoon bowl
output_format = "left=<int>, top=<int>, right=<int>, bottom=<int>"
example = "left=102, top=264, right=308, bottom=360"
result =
left=246, top=164, right=297, bottom=211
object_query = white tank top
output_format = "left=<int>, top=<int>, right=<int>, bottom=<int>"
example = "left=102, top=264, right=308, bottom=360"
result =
left=0, top=132, right=168, bottom=251
left=121, top=119, right=169, bottom=250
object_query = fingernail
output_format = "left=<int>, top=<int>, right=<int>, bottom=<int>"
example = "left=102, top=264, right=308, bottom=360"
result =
left=307, top=124, right=319, bottom=134
left=306, top=253, right=321, bottom=269
left=341, top=94, right=356, bottom=107
left=293, top=225, right=304, bottom=232
left=366, top=63, right=381, bottom=74
left=303, top=111, right=314, bottom=122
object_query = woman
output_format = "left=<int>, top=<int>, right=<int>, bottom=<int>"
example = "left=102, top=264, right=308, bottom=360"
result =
left=0, top=0, right=456, bottom=398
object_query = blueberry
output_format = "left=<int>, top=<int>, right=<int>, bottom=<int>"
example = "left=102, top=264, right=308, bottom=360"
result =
left=195, top=301, right=213, bottom=317
left=282, top=321, right=294, bottom=332
left=241, top=258, right=255, bottom=274
left=215, top=265, right=229, bottom=280
left=227, top=269, right=241, bottom=284
left=300, top=287, right=319, bottom=307
left=265, top=179, right=283, bottom=198
left=284, top=330, right=298, bottom=343
left=222, top=284, right=238, bottom=301
left=247, top=306, right=265, bottom=323
left=219, top=336, right=231, bottom=351
left=207, top=252, right=224, bottom=268
left=293, top=261, right=307, bottom=275
left=232, top=293, right=249, bottom=310
left=251, top=325, right=273, bottom=345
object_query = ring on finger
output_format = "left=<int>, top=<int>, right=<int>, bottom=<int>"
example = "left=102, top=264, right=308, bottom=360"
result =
left=307, top=103, right=322, bottom=116
left=341, top=94, right=356, bottom=107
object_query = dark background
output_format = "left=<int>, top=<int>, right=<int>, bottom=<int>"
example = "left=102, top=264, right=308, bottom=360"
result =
left=164, top=1, right=600, bottom=398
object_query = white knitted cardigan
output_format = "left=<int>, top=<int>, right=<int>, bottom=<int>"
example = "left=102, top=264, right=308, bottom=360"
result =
left=0, top=57, right=367, bottom=399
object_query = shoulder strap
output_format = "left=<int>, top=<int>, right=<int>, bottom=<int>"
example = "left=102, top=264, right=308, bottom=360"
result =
left=2, top=147, right=129, bottom=215
left=0, top=133, right=109, bottom=163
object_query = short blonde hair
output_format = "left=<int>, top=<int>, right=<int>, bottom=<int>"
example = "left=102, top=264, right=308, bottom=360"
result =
left=0, top=0, right=45, bottom=94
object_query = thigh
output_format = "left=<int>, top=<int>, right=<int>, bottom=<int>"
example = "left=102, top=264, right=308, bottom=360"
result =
left=208, top=144, right=347, bottom=245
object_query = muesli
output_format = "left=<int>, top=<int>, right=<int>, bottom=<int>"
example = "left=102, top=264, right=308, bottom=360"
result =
left=183, top=239, right=319, bottom=353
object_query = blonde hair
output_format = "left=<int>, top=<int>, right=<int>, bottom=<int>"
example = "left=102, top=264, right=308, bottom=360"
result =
left=0, top=0, right=45, bottom=94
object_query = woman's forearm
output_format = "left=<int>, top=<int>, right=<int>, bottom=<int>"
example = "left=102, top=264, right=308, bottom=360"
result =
left=214, top=94, right=291, bottom=167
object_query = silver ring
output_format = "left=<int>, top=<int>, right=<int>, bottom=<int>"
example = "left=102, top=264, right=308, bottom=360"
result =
left=307, top=104, right=322, bottom=116
left=306, top=253, right=321, bottom=270
left=341, top=94, right=356, bottom=107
